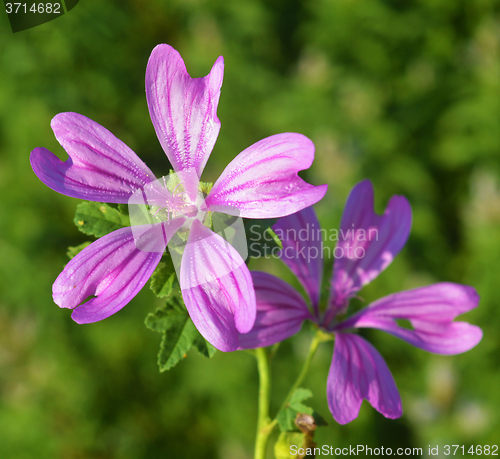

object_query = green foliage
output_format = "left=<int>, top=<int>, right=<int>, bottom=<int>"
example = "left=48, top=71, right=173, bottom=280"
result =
left=144, top=295, right=186, bottom=332
left=145, top=295, right=216, bottom=372
left=73, top=202, right=130, bottom=238
left=147, top=259, right=217, bottom=369
left=149, top=259, right=177, bottom=298
left=193, top=335, right=217, bottom=359
left=276, top=388, right=314, bottom=432
left=117, top=203, right=129, bottom=216
left=275, top=400, right=326, bottom=457
left=66, top=241, right=92, bottom=259
left=145, top=298, right=198, bottom=371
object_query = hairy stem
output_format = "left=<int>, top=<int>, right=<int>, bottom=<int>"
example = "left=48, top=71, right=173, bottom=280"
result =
left=254, top=347, right=272, bottom=459
left=253, top=330, right=327, bottom=459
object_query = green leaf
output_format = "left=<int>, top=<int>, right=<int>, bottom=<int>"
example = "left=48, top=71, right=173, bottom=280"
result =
left=276, top=388, right=314, bottom=432
left=150, top=258, right=177, bottom=298
left=145, top=297, right=198, bottom=371
left=66, top=241, right=92, bottom=259
left=145, top=296, right=216, bottom=370
left=74, top=202, right=130, bottom=237
left=192, top=336, right=217, bottom=358
left=289, top=388, right=314, bottom=414
left=244, top=218, right=282, bottom=258
left=117, top=203, right=129, bottom=216
left=276, top=406, right=298, bottom=433
left=157, top=314, right=198, bottom=371
left=144, top=296, right=186, bottom=332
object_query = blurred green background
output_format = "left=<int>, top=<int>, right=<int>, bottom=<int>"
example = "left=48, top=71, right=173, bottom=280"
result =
left=1, top=0, right=499, bottom=457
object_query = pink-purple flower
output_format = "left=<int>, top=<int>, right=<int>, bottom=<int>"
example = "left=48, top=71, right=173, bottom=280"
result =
left=238, top=180, right=482, bottom=423
left=29, top=44, right=327, bottom=352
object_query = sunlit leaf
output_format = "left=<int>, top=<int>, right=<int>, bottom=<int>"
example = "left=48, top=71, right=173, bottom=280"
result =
left=73, top=202, right=130, bottom=237
left=150, top=258, right=177, bottom=298
left=276, top=388, right=313, bottom=432
left=145, top=295, right=216, bottom=371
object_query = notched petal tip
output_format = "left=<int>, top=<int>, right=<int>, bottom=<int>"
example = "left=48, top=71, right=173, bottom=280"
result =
left=343, top=283, right=483, bottom=355
left=30, top=146, right=65, bottom=180
left=146, top=44, right=224, bottom=178
left=52, top=227, right=165, bottom=324
left=327, top=333, right=402, bottom=424
left=32, top=112, right=156, bottom=203
left=328, top=180, right=412, bottom=312
left=206, top=133, right=327, bottom=219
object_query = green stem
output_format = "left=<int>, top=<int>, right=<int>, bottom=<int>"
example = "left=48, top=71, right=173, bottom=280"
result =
left=253, top=331, right=329, bottom=459
left=254, top=347, right=272, bottom=459
left=268, top=331, right=324, bottom=431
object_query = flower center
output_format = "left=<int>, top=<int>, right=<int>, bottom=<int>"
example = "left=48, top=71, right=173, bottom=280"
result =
left=128, top=171, right=212, bottom=229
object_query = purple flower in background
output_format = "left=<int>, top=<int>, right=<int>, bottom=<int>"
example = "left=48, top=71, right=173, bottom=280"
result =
left=30, top=44, right=327, bottom=352
left=238, top=180, right=482, bottom=423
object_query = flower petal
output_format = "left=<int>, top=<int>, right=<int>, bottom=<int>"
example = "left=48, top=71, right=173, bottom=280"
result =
left=30, top=113, right=156, bottom=203
left=272, top=207, right=323, bottom=314
left=205, top=133, right=328, bottom=218
left=336, top=283, right=482, bottom=355
left=179, top=220, right=256, bottom=352
left=327, top=333, right=402, bottom=424
left=146, top=44, right=223, bottom=178
left=53, top=222, right=183, bottom=324
left=237, top=271, right=312, bottom=350
left=328, top=180, right=411, bottom=315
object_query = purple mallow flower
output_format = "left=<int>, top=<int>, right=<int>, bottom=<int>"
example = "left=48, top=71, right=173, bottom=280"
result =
left=30, top=44, right=327, bottom=352
left=238, top=180, right=482, bottom=423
